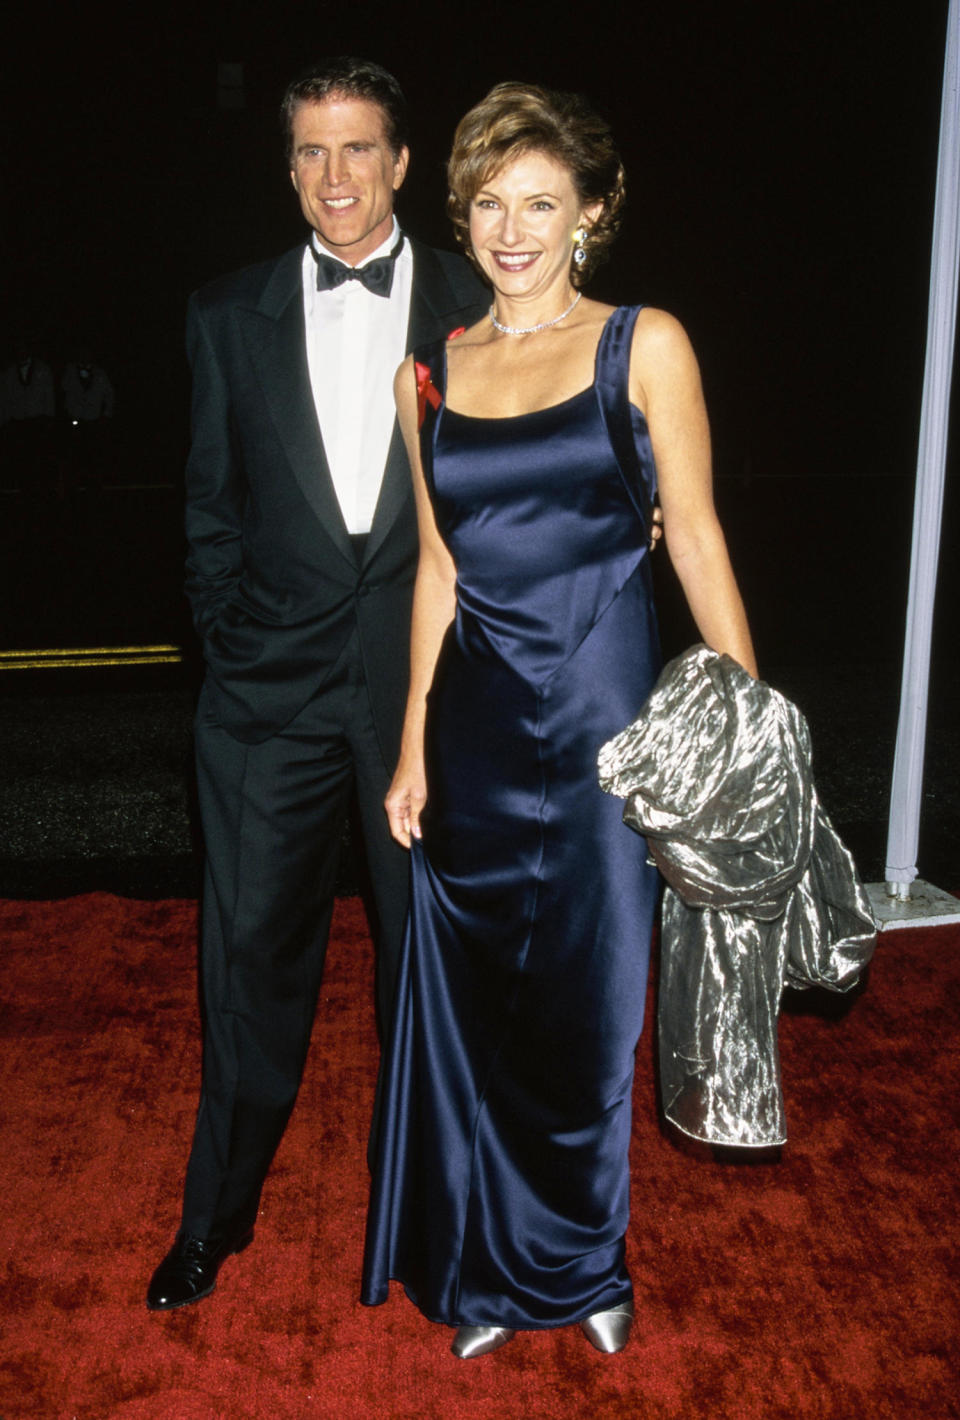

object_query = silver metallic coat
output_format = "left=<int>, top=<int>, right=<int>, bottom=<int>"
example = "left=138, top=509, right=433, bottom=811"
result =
left=598, top=645, right=876, bottom=1147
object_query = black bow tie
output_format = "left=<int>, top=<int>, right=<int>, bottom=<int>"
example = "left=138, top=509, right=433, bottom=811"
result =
left=311, top=234, right=404, bottom=298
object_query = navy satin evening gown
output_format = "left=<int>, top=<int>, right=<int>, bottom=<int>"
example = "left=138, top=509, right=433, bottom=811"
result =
left=362, top=306, right=662, bottom=1329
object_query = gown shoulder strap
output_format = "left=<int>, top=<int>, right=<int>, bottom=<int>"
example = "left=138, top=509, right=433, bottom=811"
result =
left=412, top=320, right=474, bottom=427
left=594, top=305, right=653, bottom=537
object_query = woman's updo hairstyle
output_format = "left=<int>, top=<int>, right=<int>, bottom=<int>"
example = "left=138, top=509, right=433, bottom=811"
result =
left=446, top=82, right=626, bottom=287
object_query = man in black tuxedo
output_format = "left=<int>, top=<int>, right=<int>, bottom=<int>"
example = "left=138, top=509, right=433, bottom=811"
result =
left=146, top=57, right=487, bottom=1311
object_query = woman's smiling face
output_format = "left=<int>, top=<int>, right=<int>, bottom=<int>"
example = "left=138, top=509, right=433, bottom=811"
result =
left=468, top=150, right=597, bottom=301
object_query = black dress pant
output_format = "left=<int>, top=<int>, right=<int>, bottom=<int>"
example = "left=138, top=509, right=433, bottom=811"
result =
left=180, top=632, right=409, bottom=1239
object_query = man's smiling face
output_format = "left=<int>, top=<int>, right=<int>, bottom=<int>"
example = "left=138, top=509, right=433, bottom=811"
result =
left=289, top=95, right=409, bottom=265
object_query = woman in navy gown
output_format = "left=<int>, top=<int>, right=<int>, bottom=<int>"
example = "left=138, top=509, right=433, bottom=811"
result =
left=362, top=82, right=757, bottom=1359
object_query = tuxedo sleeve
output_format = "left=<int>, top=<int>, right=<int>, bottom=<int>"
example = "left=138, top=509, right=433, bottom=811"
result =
left=183, top=292, right=245, bottom=640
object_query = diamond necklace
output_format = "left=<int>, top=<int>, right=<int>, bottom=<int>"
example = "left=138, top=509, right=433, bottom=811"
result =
left=489, top=290, right=582, bottom=336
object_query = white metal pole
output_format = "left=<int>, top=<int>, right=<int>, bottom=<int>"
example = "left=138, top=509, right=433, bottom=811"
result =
left=885, top=0, right=960, bottom=899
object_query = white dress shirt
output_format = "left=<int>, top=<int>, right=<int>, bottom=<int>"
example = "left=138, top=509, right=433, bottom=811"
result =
left=302, top=219, right=413, bottom=535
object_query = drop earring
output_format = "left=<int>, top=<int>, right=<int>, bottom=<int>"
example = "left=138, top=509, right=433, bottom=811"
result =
left=572, top=227, right=588, bottom=268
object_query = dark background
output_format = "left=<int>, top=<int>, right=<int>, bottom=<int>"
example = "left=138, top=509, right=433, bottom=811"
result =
left=0, top=0, right=956, bottom=895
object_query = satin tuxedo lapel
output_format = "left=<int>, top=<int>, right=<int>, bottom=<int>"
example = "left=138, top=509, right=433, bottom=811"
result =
left=404, top=242, right=478, bottom=353
left=365, top=241, right=484, bottom=566
left=235, top=248, right=356, bottom=568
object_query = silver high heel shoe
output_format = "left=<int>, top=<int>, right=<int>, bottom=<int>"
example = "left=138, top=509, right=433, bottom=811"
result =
left=579, top=1301, right=634, bottom=1354
left=450, top=1325, right=517, bottom=1359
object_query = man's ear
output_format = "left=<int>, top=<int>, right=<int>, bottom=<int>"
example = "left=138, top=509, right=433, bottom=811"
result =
left=393, top=146, right=410, bottom=191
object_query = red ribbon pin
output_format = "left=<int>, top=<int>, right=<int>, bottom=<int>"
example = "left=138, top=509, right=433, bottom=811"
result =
left=416, top=328, right=466, bottom=429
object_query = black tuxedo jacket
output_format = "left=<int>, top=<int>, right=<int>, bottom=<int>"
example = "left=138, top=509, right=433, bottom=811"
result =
left=184, top=238, right=488, bottom=757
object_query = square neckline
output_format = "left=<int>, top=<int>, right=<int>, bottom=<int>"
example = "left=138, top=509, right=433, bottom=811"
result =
left=440, top=307, right=619, bottom=423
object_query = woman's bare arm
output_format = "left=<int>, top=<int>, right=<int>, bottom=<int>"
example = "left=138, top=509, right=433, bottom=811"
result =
left=383, top=356, right=458, bottom=847
left=631, top=309, right=758, bottom=677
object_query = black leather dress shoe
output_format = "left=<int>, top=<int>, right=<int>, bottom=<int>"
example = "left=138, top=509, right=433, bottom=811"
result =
left=146, top=1228, right=254, bottom=1311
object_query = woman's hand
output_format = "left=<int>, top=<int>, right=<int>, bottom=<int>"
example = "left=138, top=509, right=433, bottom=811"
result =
left=384, top=756, right=427, bottom=849
left=649, top=503, right=663, bottom=550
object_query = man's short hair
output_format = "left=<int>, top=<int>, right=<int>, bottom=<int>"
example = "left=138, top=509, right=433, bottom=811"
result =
left=281, top=57, right=409, bottom=162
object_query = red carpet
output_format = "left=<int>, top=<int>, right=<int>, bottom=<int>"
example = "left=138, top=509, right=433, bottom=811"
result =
left=1, top=894, right=957, bottom=1419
